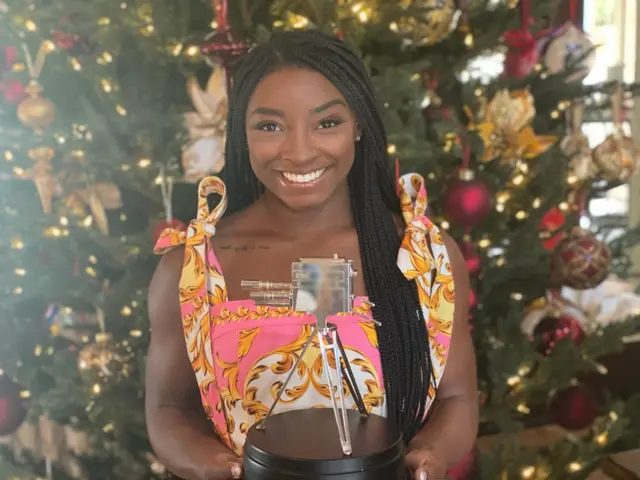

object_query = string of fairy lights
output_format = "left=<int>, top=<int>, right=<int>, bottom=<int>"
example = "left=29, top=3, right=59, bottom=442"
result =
left=1, top=1, right=636, bottom=478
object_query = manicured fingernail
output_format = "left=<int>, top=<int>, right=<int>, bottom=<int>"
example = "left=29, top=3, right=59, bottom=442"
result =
left=231, top=463, right=242, bottom=478
left=419, top=472, right=428, bottom=480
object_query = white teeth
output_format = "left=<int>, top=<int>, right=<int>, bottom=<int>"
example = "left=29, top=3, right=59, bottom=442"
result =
left=282, top=168, right=326, bottom=184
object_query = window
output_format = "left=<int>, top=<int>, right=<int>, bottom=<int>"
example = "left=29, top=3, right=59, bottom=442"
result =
left=581, top=0, right=636, bottom=229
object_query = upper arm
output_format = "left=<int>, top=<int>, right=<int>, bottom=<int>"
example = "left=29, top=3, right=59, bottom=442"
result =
left=436, top=233, right=477, bottom=400
left=146, top=246, right=202, bottom=417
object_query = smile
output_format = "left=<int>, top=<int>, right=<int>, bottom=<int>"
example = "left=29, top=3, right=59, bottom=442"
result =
left=280, top=168, right=327, bottom=185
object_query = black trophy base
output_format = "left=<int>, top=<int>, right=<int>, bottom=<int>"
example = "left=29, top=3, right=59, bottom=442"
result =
left=243, top=408, right=407, bottom=479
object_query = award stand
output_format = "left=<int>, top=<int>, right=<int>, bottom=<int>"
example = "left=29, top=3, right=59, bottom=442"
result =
left=242, top=256, right=407, bottom=480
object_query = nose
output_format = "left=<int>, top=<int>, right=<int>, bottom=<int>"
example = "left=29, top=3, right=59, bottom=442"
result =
left=281, top=127, right=316, bottom=164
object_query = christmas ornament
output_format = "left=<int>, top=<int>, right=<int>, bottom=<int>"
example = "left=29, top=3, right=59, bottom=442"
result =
left=182, top=66, right=227, bottom=183
left=201, top=0, right=249, bottom=74
left=395, top=0, right=456, bottom=46
left=502, top=0, right=544, bottom=79
left=45, top=304, right=100, bottom=343
left=17, top=80, right=56, bottom=133
left=442, top=169, right=492, bottom=227
left=561, top=103, right=598, bottom=181
left=550, top=227, right=612, bottom=290
left=532, top=313, right=585, bottom=355
left=466, top=89, right=557, bottom=164
left=12, top=146, right=56, bottom=214
left=51, top=30, right=92, bottom=54
left=561, top=275, right=640, bottom=331
left=543, top=22, right=596, bottom=82
left=77, top=332, right=117, bottom=376
left=0, top=375, right=27, bottom=436
left=15, top=43, right=55, bottom=136
left=549, top=384, right=597, bottom=431
left=538, top=207, right=566, bottom=251
left=592, top=84, right=639, bottom=182
left=460, top=239, right=481, bottom=277
left=153, top=169, right=187, bottom=242
left=62, top=182, right=123, bottom=235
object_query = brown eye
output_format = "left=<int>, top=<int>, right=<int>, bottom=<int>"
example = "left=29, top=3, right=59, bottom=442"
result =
left=255, top=122, right=282, bottom=132
left=317, top=118, right=343, bottom=129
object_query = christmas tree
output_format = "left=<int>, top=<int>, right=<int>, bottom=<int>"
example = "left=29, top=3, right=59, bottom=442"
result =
left=1, top=0, right=640, bottom=478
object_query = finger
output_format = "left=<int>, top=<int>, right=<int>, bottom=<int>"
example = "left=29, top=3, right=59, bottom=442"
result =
left=414, top=467, right=428, bottom=480
left=230, top=462, right=242, bottom=479
left=206, top=454, right=244, bottom=480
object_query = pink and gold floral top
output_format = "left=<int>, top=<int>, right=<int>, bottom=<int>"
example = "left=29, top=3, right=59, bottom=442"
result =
left=153, top=174, right=455, bottom=456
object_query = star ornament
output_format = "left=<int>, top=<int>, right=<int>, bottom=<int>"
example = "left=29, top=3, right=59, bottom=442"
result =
left=466, top=89, right=557, bottom=164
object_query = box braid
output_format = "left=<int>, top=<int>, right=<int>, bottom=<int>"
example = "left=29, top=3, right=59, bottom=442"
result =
left=222, top=30, right=432, bottom=442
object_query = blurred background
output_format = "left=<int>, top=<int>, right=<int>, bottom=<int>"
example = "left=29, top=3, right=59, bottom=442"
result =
left=0, top=0, right=639, bottom=478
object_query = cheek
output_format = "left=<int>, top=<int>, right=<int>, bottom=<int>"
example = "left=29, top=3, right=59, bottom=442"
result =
left=246, top=131, right=283, bottom=168
left=314, top=132, right=355, bottom=166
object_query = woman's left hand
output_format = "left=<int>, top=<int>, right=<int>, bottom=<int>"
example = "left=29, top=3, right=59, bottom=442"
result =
left=405, top=446, right=448, bottom=480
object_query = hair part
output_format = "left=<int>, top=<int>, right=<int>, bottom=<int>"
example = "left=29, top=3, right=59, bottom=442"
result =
left=223, top=29, right=432, bottom=441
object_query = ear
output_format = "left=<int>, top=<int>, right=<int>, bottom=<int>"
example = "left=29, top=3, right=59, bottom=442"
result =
left=355, top=124, right=363, bottom=142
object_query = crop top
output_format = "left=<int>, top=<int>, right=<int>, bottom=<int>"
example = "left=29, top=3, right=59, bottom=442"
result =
left=153, top=174, right=455, bottom=456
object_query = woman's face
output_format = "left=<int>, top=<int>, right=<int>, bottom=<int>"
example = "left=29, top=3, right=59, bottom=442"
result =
left=245, top=66, right=359, bottom=211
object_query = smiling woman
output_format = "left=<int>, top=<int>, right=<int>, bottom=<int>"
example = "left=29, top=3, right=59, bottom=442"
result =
left=246, top=68, right=359, bottom=210
left=146, top=30, right=477, bottom=480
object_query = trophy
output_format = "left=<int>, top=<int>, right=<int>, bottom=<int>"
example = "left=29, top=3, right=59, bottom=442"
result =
left=242, top=256, right=407, bottom=480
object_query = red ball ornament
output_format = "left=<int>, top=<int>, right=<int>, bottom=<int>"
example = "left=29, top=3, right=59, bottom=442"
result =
left=460, top=240, right=482, bottom=277
left=201, top=29, right=249, bottom=69
left=0, top=376, right=27, bottom=436
left=153, top=218, right=187, bottom=243
left=442, top=169, right=493, bottom=228
left=550, top=384, right=598, bottom=431
left=550, top=227, right=611, bottom=290
left=532, top=313, right=585, bottom=356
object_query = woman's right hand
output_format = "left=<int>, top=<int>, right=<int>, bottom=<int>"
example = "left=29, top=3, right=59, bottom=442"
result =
left=204, top=453, right=243, bottom=479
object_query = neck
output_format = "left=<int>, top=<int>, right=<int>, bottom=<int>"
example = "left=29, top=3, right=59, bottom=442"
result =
left=256, top=182, right=353, bottom=239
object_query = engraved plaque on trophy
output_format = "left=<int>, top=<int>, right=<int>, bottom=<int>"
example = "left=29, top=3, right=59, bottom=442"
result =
left=242, top=256, right=407, bottom=480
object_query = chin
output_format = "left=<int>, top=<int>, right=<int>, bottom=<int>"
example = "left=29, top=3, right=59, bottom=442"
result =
left=277, top=190, right=334, bottom=212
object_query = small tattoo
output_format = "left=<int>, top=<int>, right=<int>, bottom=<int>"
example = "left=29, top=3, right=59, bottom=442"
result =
left=218, top=244, right=270, bottom=251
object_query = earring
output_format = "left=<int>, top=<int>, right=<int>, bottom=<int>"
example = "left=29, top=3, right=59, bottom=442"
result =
left=356, top=134, right=361, bottom=142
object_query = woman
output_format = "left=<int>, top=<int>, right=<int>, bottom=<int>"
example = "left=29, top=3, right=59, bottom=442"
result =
left=146, top=30, right=477, bottom=480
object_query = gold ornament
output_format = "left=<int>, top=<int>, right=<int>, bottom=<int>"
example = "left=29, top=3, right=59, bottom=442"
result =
left=466, top=89, right=557, bottom=164
left=22, top=146, right=56, bottom=213
left=77, top=332, right=117, bottom=376
left=592, top=84, right=639, bottom=181
left=593, top=134, right=639, bottom=182
left=63, top=183, right=123, bottom=234
left=395, top=0, right=456, bottom=46
left=560, top=103, right=598, bottom=181
left=182, top=66, right=227, bottom=183
left=543, top=22, right=596, bottom=82
left=16, top=80, right=56, bottom=134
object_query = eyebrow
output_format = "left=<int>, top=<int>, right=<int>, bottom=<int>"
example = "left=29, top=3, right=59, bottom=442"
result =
left=251, top=99, right=346, bottom=117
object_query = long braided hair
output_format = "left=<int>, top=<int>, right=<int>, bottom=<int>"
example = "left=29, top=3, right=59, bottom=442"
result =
left=222, top=29, right=432, bottom=442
